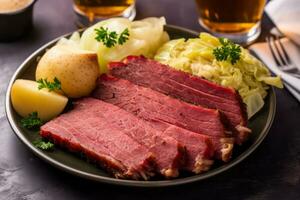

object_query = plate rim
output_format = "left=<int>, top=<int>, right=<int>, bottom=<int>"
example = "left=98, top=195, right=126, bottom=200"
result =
left=5, top=24, right=276, bottom=187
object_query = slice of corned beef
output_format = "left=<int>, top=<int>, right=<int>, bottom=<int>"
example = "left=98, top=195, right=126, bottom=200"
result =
left=93, top=75, right=234, bottom=162
left=94, top=75, right=228, bottom=138
left=49, top=98, right=184, bottom=178
left=40, top=104, right=154, bottom=180
left=108, top=56, right=251, bottom=144
left=152, top=122, right=214, bottom=173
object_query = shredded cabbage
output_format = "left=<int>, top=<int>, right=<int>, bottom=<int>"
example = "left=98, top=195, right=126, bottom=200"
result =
left=155, top=33, right=283, bottom=118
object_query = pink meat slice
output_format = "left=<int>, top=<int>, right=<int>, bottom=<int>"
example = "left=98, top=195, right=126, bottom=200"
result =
left=95, top=75, right=228, bottom=138
left=108, top=56, right=251, bottom=144
left=93, top=75, right=233, bottom=162
left=42, top=98, right=184, bottom=178
left=41, top=109, right=154, bottom=180
left=152, top=121, right=215, bottom=173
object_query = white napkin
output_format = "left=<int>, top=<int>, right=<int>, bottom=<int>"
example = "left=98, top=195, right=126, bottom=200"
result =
left=249, top=0, right=300, bottom=102
left=250, top=38, right=300, bottom=102
left=265, top=0, right=300, bottom=45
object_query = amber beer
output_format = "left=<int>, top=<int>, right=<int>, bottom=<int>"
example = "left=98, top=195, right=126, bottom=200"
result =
left=73, top=0, right=135, bottom=24
left=195, top=0, right=266, bottom=43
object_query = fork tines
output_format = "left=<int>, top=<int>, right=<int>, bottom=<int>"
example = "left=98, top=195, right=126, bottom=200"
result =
left=266, top=35, right=300, bottom=78
left=266, top=35, right=292, bottom=66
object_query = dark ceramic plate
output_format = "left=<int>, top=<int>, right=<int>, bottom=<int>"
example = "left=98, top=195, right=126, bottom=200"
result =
left=5, top=25, right=276, bottom=187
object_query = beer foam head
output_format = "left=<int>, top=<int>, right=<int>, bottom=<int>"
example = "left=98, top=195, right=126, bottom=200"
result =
left=0, top=0, right=33, bottom=13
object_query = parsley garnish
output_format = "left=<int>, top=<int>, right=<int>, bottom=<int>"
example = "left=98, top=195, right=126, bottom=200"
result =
left=21, top=112, right=54, bottom=150
left=33, top=140, right=54, bottom=151
left=94, top=27, right=130, bottom=48
left=37, top=77, right=62, bottom=92
left=213, top=38, right=241, bottom=65
left=21, top=112, right=42, bottom=129
left=118, top=28, right=130, bottom=45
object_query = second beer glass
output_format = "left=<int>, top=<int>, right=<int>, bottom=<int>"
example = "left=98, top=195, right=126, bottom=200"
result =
left=73, top=0, right=136, bottom=26
left=195, top=0, right=266, bottom=44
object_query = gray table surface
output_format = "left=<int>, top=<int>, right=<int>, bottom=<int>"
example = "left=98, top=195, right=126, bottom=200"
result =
left=0, top=0, right=299, bottom=199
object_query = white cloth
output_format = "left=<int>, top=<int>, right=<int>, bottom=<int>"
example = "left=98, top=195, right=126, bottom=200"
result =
left=250, top=38, right=300, bottom=102
left=250, top=0, right=300, bottom=101
left=265, top=0, right=300, bottom=45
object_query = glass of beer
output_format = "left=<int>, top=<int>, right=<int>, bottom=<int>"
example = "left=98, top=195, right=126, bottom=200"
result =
left=195, top=0, right=266, bottom=44
left=73, top=0, right=136, bottom=27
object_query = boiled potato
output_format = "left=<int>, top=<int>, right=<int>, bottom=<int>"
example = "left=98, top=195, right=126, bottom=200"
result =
left=35, top=44, right=99, bottom=98
left=11, top=79, right=68, bottom=121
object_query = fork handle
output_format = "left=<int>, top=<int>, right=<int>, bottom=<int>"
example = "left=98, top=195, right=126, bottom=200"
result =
left=284, top=83, right=300, bottom=103
left=281, top=74, right=300, bottom=93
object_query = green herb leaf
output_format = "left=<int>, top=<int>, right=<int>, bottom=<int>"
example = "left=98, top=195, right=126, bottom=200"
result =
left=118, top=28, right=130, bottom=45
left=21, top=112, right=42, bottom=129
left=94, top=27, right=130, bottom=48
left=213, top=38, right=241, bottom=65
left=37, top=77, right=62, bottom=92
left=33, top=140, right=54, bottom=151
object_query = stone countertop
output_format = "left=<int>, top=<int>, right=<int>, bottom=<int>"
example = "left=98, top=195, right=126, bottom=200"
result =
left=0, top=0, right=299, bottom=199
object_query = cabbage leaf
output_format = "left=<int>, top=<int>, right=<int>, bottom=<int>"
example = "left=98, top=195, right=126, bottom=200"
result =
left=155, top=33, right=283, bottom=118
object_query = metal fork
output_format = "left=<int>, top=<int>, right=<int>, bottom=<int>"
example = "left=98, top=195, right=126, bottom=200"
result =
left=266, top=35, right=300, bottom=79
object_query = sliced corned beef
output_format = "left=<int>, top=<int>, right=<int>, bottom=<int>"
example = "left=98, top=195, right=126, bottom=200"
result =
left=42, top=98, right=185, bottom=178
left=40, top=105, right=154, bottom=180
left=108, top=56, right=251, bottom=144
left=93, top=75, right=233, bottom=162
left=94, top=75, right=228, bottom=138
left=152, top=122, right=214, bottom=173
left=78, top=98, right=184, bottom=178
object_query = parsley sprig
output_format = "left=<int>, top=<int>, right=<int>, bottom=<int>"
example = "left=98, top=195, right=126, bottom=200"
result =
left=94, top=27, right=130, bottom=48
left=21, top=112, right=42, bottom=129
left=37, top=77, right=62, bottom=92
left=20, top=112, right=55, bottom=150
left=213, top=38, right=241, bottom=65
left=33, top=140, right=54, bottom=151
left=118, top=28, right=130, bottom=45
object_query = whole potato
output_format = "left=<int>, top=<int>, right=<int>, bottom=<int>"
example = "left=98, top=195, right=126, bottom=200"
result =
left=36, top=44, right=99, bottom=98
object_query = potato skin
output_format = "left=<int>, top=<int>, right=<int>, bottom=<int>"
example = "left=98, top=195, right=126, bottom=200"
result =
left=11, top=79, right=68, bottom=121
left=35, top=45, right=99, bottom=98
